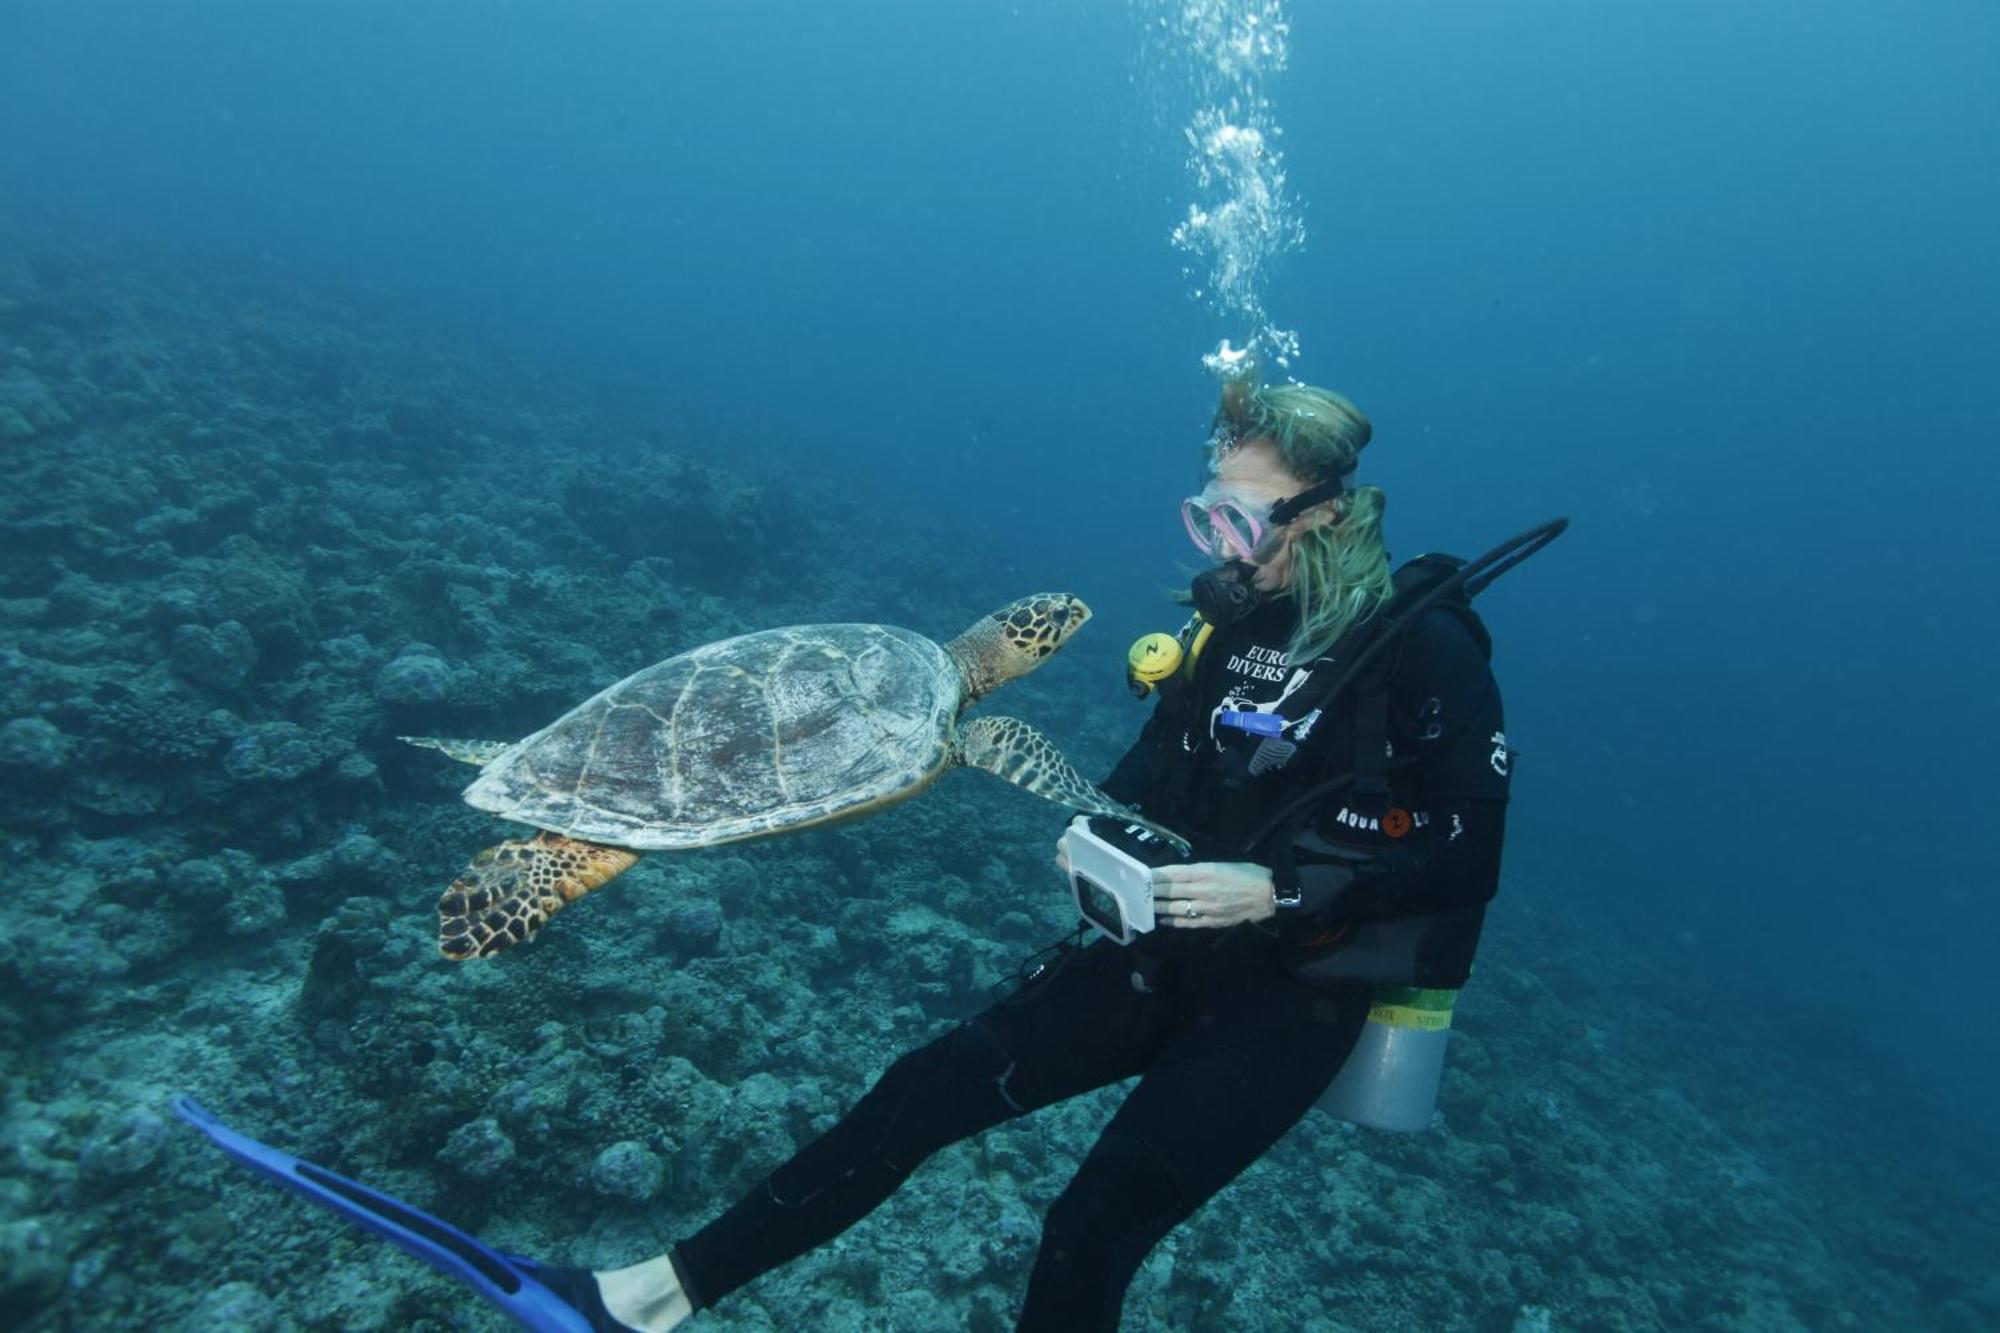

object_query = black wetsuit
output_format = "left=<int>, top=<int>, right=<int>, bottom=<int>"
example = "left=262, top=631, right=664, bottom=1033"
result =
left=665, top=592, right=1510, bottom=1331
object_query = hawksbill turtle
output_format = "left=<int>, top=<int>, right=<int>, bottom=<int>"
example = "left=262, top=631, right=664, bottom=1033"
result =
left=405, top=593, right=1187, bottom=960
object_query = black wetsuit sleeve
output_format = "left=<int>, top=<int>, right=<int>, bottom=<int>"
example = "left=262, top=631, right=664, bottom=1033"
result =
left=1270, top=609, right=1510, bottom=941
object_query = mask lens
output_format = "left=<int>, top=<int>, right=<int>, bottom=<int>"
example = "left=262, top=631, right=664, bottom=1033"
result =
left=1182, top=496, right=1263, bottom=560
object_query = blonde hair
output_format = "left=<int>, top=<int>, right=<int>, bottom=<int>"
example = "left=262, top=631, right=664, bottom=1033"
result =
left=1210, top=380, right=1394, bottom=661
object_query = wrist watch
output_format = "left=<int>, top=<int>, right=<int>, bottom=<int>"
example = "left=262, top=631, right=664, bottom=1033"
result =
left=1271, top=866, right=1304, bottom=910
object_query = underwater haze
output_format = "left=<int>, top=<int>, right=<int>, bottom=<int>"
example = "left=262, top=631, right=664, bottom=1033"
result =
left=2, top=1, right=1996, bottom=1330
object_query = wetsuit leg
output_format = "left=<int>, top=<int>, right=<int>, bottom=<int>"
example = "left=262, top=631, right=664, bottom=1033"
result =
left=673, top=942, right=1169, bottom=1311
left=1016, top=966, right=1370, bottom=1332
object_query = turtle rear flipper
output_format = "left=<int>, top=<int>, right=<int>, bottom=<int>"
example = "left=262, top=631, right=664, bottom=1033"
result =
left=438, top=832, right=639, bottom=960
left=954, top=715, right=1190, bottom=853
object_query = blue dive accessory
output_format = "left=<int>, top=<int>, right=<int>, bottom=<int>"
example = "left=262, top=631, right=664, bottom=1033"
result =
left=1217, top=709, right=1285, bottom=737
left=172, top=1096, right=594, bottom=1332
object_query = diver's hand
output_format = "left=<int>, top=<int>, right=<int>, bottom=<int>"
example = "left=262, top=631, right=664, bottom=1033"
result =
left=1054, top=814, right=1090, bottom=877
left=1150, top=861, right=1276, bottom=929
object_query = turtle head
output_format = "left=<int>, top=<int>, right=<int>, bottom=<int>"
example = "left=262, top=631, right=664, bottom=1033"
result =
left=945, top=593, right=1091, bottom=703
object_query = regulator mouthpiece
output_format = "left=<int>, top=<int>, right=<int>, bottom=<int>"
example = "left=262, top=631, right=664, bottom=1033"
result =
left=1191, top=561, right=1263, bottom=628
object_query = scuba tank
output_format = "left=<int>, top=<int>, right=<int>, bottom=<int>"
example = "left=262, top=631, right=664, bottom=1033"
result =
left=1315, top=986, right=1457, bottom=1131
left=1275, top=520, right=1560, bottom=1131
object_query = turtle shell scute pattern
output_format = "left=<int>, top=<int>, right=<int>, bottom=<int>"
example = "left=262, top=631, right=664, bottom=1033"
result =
left=461, top=624, right=959, bottom=850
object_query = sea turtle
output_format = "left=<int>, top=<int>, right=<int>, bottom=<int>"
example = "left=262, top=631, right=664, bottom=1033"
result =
left=405, top=593, right=1187, bottom=960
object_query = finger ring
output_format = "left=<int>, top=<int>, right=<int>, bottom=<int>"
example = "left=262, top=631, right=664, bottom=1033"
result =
left=1184, top=903, right=1199, bottom=919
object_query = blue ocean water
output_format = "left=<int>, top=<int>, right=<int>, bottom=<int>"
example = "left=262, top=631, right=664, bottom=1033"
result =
left=1, top=2, right=1994, bottom=1329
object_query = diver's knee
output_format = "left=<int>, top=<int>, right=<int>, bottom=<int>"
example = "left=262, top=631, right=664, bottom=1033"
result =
left=1041, top=1130, right=1187, bottom=1251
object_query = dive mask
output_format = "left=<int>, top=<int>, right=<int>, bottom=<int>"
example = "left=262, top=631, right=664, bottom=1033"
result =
left=1180, top=474, right=1350, bottom=563
left=1180, top=491, right=1268, bottom=563
left=1182, top=473, right=1350, bottom=627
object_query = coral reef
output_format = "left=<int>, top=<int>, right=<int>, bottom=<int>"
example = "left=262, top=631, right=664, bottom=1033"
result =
left=0, top=228, right=1994, bottom=1333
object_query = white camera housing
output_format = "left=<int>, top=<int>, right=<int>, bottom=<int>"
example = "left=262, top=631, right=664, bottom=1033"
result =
left=1061, top=821, right=1165, bottom=944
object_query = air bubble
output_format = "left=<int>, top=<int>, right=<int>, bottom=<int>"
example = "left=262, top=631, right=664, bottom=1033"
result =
left=1148, top=0, right=1304, bottom=374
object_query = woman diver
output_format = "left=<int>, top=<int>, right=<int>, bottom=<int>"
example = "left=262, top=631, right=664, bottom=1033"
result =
left=555, top=379, right=1517, bottom=1330
left=177, top=377, right=1528, bottom=1332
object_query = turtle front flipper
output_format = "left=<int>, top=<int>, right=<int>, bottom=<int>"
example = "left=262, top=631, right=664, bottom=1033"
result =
left=954, top=715, right=1191, bottom=854
left=438, top=832, right=639, bottom=960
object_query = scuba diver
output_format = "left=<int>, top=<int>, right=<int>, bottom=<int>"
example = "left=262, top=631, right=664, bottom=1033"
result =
left=178, top=378, right=1558, bottom=1331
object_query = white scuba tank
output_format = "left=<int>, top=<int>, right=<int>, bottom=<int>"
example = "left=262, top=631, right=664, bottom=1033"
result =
left=1316, top=987, right=1457, bottom=1131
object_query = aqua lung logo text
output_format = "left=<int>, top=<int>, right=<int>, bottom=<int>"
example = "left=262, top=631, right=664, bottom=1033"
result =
left=1333, top=807, right=1430, bottom=834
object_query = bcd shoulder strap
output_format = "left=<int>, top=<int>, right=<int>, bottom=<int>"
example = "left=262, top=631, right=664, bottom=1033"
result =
left=1238, top=517, right=1567, bottom=857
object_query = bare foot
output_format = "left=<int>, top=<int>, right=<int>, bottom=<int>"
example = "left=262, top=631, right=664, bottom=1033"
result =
left=597, top=1254, right=693, bottom=1332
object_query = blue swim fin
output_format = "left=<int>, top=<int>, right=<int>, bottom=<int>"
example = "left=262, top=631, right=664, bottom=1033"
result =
left=172, top=1095, right=597, bottom=1332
